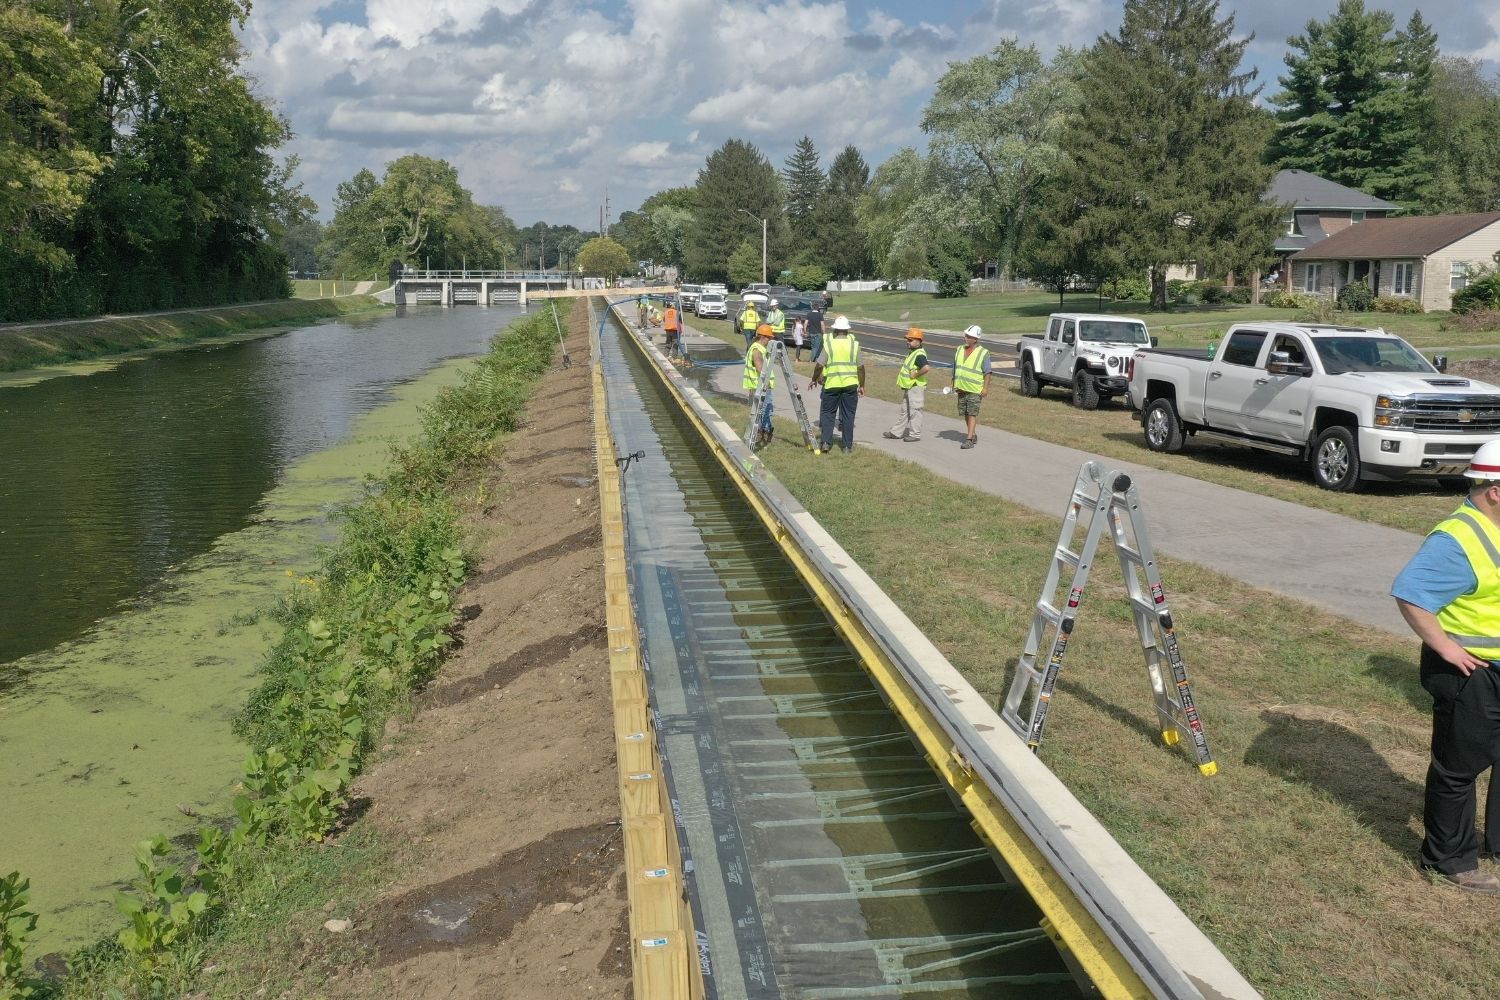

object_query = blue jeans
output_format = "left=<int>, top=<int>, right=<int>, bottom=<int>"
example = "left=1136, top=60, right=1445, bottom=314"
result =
left=819, top=386, right=858, bottom=451
left=808, top=333, right=823, bottom=364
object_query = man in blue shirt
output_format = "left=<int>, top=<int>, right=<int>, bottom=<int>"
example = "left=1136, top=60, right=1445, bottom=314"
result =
left=1392, top=442, right=1500, bottom=894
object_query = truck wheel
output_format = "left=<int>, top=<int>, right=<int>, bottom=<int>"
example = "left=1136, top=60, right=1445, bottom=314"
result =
left=1143, top=398, right=1184, bottom=453
left=1072, top=369, right=1101, bottom=410
left=1020, top=357, right=1042, bottom=397
left=1311, top=426, right=1362, bottom=492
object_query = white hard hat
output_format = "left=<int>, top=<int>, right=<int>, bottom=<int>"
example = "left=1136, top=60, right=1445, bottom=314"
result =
left=831, top=315, right=851, bottom=331
left=770, top=298, right=779, bottom=306
left=964, top=324, right=983, bottom=341
left=1465, top=439, right=1500, bottom=480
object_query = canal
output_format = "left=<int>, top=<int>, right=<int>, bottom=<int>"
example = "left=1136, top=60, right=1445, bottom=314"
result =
left=0, top=303, right=523, bottom=951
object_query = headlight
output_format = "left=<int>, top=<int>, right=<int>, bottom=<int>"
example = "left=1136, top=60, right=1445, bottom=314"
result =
left=1107, top=355, right=1121, bottom=369
left=1374, top=413, right=1414, bottom=428
left=1375, top=394, right=1414, bottom=428
left=1375, top=395, right=1410, bottom=410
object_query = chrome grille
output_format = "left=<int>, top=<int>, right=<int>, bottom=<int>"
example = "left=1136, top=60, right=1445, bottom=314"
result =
left=1408, top=395, right=1500, bottom=433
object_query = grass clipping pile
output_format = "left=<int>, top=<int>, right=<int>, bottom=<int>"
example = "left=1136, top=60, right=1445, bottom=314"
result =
left=328, top=305, right=627, bottom=999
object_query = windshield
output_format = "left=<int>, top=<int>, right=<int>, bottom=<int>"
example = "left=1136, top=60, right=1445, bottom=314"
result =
left=701, top=295, right=724, bottom=304
left=1079, top=320, right=1150, bottom=344
left=682, top=285, right=701, bottom=293
left=1313, top=336, right=1433, bottom=375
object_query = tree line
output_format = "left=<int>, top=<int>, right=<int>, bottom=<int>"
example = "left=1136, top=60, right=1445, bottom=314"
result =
left=1, top=1, right=304, bottom=322
left=612, top=0, right=1500, bottom=308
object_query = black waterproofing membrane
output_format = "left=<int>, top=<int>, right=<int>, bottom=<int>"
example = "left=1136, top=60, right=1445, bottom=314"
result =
left=599, top=319, right=1088, bottom=1000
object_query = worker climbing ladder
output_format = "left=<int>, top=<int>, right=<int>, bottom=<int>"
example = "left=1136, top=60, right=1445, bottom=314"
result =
left=1000, top=460, right=1217, bottom=775
left=744, top=339, right=816, bottom=451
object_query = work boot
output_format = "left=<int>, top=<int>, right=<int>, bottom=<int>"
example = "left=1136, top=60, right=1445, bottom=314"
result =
left=1440, top=868, right=1500, bottom=894
left=882, top=431, right=901, bottom=439
left=903, top=435, right=920, bottom=442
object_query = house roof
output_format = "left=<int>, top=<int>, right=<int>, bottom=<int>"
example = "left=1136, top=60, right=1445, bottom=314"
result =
left=1267, top=169, right=1400, bottom=212
left=1292, top=212, right=1500, bottom=260
left=1274, top=215, right=1329, bottom=254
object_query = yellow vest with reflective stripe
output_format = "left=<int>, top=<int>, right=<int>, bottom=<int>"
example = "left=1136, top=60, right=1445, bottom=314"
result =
left=897, top=348, right=927, bottom=389
left=768, top=308, right=785, bottom=334
left=743, top=341, right=775, bottom=390
left=954, top=345, right=989, bottom=393
left=1432, top=504, right=1500, bottom=658
left=739, top=306, right=760, bottom=330
left=822, top=335, right=860, bottom=389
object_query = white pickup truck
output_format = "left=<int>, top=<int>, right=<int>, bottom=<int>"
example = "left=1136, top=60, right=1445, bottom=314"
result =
left=1127, top=322, right=1500, bottom=491
left=1018, top=313, right=1154, bottom=409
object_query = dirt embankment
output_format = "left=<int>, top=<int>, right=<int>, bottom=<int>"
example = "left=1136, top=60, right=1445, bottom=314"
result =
left=326, top=308, right=629, bottom=999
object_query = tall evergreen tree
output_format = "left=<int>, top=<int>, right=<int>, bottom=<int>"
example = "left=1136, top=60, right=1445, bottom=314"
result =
left=1268, top=0, right=1428, bottom=204
left=686, top=140, right=786, bottom=283
left=809, top=146, right=872, bottom=278
left=782, top=136, right=825, bottom=247
left=1060, top=0, right=1280, bottom=309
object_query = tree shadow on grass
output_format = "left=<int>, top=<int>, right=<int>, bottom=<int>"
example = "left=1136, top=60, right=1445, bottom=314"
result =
left=1245, top=710, right=1422, bottom=859
left=1364, top=653, right=1431, bottom=714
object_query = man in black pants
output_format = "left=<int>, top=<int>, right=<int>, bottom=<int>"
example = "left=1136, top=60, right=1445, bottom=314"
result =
left=810, top=315, right=864, bottom=454
left=1393, top=440, right=1500, bottom=893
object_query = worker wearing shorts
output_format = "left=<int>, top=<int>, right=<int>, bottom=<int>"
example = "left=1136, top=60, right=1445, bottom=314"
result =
left=952, top=325, right=992, bottom=450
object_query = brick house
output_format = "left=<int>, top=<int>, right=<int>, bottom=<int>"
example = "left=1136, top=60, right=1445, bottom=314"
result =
left=1289, top=212, right=1500, bottom=311
left=1270, top=169, right=1400, bottom=284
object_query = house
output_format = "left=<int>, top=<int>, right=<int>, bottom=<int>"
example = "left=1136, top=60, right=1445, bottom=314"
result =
left=1289, top=212, right=1500, bottom=311
left=1271, top=170, right=1400, bottom=275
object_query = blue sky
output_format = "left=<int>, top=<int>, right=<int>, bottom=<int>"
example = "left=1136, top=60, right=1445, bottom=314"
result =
left=236, top=1, right=1488, bottom=227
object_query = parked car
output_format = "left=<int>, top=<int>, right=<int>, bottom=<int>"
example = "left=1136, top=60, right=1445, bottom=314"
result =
left=695, top=293, right=728, bottom=319
left=1127, top=322, right=1500, bottom=491
left=1018, top=313, right=1154, bottom=409
left=680, top=284, right=703, bottom=311
left=744, top=282, right=771, bottom=296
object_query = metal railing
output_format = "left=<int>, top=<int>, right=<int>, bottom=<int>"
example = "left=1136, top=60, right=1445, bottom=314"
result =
left=394, top=269, right=574, bottom=281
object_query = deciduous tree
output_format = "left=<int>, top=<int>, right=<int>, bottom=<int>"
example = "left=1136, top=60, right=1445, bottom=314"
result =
left=577, top=236, right=632, bottom=279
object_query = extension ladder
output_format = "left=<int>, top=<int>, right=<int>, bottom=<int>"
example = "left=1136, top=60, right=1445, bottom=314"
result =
left=745, top=339, right=815, bottom=451
left=1000, top=461, right=1216, bottom=775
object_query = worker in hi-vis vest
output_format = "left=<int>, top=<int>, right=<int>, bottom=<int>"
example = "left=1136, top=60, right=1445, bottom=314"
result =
left=738, top=300, right=761, bottom=348
left=1393, top=439, right=1500, bottom=895
left=743, top=323, right=777, bottom=447
left=662, top=302, right=681, bottom=358
left=952, top=324, right=992, bottom=450
left=883, top=327, right=931, bottom=443
left=810, top=315, right=864, bottom=454
left=766, top=299, right=786, bottom=344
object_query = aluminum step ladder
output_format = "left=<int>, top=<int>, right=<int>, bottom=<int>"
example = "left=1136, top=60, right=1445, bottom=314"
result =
left=1000, top=461, right=1217, bottom=775
left=745, top=339, right=815, bottom=451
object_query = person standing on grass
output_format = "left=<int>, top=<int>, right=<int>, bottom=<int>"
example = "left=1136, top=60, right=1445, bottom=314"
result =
left=883, top=328, right=930, bottom=442
left=811, top=315, right=864, bottom=454
left=805, top=303, right=825, bottom=365
left=766, top=299, right=786, bottom=345
left=738, top=298, right=761, bottom=349
left=743, top=323, right=777, bottom=448
left=1393, top=440, right=1500, bottom=895
left=952, top=324, right=992, bottom=450
left=792, top=316, right=807, bottom=361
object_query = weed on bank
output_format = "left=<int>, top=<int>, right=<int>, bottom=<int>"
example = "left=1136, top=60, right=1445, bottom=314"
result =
left=0, top=310, right=557, bottom=1000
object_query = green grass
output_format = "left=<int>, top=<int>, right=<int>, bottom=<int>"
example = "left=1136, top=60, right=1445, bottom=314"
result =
left=699, top=395, right=1493, bottom=999
left=292, top=280, right=375, bottom=299
left=0, top=296, right=388, bottom=373
left=685, top=314, right=1464, bottom=535
left=832, top=289, right=1496, bottom=350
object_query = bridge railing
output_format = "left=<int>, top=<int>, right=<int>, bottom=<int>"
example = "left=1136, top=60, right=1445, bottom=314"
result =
left=395, top=269, right=575, bottom=281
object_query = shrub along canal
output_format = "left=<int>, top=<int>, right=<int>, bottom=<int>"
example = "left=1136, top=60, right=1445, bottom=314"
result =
left=0, top=303, right=527, bottom=951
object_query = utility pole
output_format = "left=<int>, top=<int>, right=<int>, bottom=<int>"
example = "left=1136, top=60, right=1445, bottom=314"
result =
left=736, top=208, right=768, bottom=284
left=604, top=185, right=611, bottom=237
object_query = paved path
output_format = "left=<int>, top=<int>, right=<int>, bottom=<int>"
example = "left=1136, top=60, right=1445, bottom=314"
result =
left=684, top=324, right=1418, bottom=636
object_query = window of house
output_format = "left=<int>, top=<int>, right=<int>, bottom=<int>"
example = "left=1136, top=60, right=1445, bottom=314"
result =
left=1303, top=263, right=1322, bottom=293
left=1283, top=215, right=1296, bottom=236
left=1452, top=262, right=1471, bottom=291
left=1351, top=210, right=1366, bottom=224
left=1220, top=330, right=1267, bottom=367
left=1391, top=261, right=1414, bottom=296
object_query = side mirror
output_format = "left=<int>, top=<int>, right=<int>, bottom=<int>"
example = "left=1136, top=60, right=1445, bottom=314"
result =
left=1267, top=351, right=1310, bottom=376
left=1150, top=336, right=1159, bottom=348
left=1062, top=330, right=1075, bottom=345
left=1433, top=354, right=1449, bottom=373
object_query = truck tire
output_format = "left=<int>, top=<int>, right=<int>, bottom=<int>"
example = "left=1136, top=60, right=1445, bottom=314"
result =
left=1142, top=398, right=1184, bottom=453
left=1072, top=369, right=1101, bottom=410
left=1020, top=357, right=1042, bottom=397
left=1311, top=426, right=1362, bottom=492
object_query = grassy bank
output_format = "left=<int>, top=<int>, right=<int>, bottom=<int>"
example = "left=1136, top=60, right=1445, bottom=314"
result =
left=292, top=280, right=374, bottom=299
left=701, top=389, right=1489, bottom=999
left=0, top=296, right=388, bottom=373
left=0, top=308, right=560, bottom=1000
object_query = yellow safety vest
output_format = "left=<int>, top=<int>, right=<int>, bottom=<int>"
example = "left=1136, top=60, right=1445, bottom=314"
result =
left=740, top=306, right=760, bottom=330
left=743, top=341, right=775, bottom=390
left=768, top=309, right=785, bottom=334
left=954, top=345, right=990, bottom=394
left=1433, top=504, right=1500, bottom=658
left=897, top=348, right=927, bottom=390
left=822, top=336, right=860, bottom=389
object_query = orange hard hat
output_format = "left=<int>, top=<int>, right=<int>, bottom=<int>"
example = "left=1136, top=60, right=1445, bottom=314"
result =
left=756, top=323, right=774, bottom=338
left=905, top=327, right=924, bottom=342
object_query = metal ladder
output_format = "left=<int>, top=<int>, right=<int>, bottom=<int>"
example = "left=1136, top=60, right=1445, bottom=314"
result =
left=1000, top=461, right=1217, bottom=775
left=745, top=339, right=815, bottom=451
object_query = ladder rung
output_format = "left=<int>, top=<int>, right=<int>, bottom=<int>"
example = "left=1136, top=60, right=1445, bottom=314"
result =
left=1129, top=596, right=1160, bottom=619
left=1116, top=543, right=1145, bottom=565
left=1036, top=601, right=1062, bottom=626
left=1074, top=491, right=1100, bottom=510
left=1055, top=546, right=1080, bottom=569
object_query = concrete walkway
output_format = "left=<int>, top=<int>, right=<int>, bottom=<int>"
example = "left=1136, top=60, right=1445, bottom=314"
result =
left=689, top=326, right=1419, bottom=636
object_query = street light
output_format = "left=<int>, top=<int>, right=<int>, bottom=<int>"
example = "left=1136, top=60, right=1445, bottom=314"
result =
left=736, top=208, right=767, bottom=285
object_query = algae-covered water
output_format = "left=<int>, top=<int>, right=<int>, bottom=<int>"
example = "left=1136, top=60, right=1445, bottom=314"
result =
left=0, top=304, right=523, bottom=951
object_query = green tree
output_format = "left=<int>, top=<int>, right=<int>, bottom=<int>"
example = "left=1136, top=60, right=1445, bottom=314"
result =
left=1422, top=58, right=1500, bottom=213
left=650, top=205, right=693, bottom=271
left=856, top=148, right=936, bottom=281
left=808, top=145, right=872, bottom=279
left=920, top=41, right=1081, bottom=278
left=577, top=236, right=632, bottom=278
left=726, top=240, right=763, bottom=287
left=1268, top=0, right=1429, bottom=204
left=687, top=139, right=786, bottom=282
left=612, top=209, right=654, bottom=262
left=1062, top=0, right=1281, bottom=309
left=782, top=136, right=825, bottom=254
left=482, top=205, right=520, bottom=267
left=788, top=263, right=832, bottom=291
